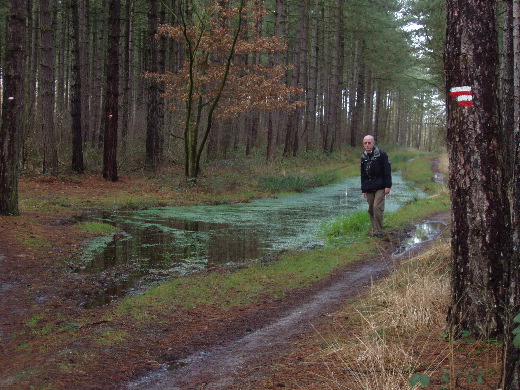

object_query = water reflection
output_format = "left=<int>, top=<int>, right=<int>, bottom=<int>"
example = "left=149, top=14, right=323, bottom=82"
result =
left=78, top=172, right=423, bottom=305
left=394, top=221, right=446, bottom=256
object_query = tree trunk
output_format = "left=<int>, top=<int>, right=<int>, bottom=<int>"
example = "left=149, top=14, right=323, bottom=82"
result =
left=0, top=0, right=27, bottom=216
left=283, top=0, right=307, bottom=158
left=266, top=112, right=276, bottom=161
left=24, top=0, right=37, bottom=154
left=120, top=0, right=133, bottom=153
left=445, top=0, right=510, bottom=339
left=501, top=1, right=520, bottom=387
left=94, top=0, right=108, bottom=145
left=157, top=4, right=166, bottom=162
left=351, top=56, right=365, bottom=147
left=266, top=0, right=284, bottom=161
left=80, top=0, right=90, bottom=145
left=332, top=0, right=344, bottom=150
left=145, top=0, right=162, bottom=171
left=55, top=0, right=68, bottom=134
left=40, top=0, right=58, bottom=175
left=305, top=0, right=319, bottom=151
left=348, top=39, right=360, bottom=147
left=70, top=0, right=84, bottom=173
left=320, top=4, right=332, bottom=152
left=373, top=83, right=383, bottom=140
left=364, top=70, right=374, bottom=137
left=102, top=0, right=120, bottom=181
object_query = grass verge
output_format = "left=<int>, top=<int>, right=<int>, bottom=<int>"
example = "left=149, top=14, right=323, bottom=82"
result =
left=116, top=150, right=451, bottom=323
left=311, top=239, right=501, bottom=389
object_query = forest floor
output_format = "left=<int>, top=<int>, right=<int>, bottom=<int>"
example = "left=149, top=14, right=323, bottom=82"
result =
left=0, top=162, right=502, bottom=390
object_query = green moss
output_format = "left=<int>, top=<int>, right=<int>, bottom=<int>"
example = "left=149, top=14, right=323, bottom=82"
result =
left=258, top=171, right=342, bottom=193
left=94, top=329, right=128, bottom=346
left=78, top=221, right=116, bottom=234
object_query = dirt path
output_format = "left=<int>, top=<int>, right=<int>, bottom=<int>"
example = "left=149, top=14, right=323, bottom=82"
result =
left=128, top=257, right=393, bottom=389
left=125, top=214, right=450, bottom=390
left=124, top=160, right=451, bottom=389
left=1, top=163, right=452, bottom=390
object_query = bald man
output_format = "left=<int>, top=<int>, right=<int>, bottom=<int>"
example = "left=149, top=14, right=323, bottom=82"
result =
left=360, top=135, right=392, bottom=237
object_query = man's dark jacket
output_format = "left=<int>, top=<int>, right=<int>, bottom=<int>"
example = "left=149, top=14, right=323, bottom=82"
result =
left=360, top=146, right=392, bottom=193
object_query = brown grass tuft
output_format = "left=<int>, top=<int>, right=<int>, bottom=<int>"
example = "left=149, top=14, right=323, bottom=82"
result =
left=314, top=241, right=499, bottom=389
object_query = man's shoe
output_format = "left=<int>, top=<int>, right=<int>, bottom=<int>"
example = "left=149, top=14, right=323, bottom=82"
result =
left=372, top=233, right=384, bottom=238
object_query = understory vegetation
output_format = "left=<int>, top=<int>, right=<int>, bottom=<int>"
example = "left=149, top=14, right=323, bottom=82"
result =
left=313, top=240, right=501, bottom=389
left=114, top=148, right=450, bottom=312
left=7, top=148, right=492, bottom=390
left=109, top=150, right=460, bottom=390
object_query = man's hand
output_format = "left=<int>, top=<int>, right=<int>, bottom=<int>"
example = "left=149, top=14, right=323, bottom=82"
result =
left=362, top=193, right=367, bottom=198
left=384, top=188, right=391, bottom=195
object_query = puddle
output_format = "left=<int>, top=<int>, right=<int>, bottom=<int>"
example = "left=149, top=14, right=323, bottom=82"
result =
left=73, top=173, right=425, bottom=306
left=394, top=220, right=446, bottom=256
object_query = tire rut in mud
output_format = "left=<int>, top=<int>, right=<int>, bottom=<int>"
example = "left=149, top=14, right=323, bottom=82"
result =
left=126, top=253, right=397, bottom=390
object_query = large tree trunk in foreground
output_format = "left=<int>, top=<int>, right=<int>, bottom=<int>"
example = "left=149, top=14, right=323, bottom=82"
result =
left=0, top=0, right=27, bottom=216
left=502, top=1, right=520, bottom=387
left=445, top=0, right=510, bottom=338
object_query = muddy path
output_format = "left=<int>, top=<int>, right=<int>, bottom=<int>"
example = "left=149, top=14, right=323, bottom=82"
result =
left=1, top=159, right=451, bottom=390
left=125, top=214, right=450, bottom=390
left=124, top=160, right=451, bottom=390
left=127, top=258, right=394, bottom=389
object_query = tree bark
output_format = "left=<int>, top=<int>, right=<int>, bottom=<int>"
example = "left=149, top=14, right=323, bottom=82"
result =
left=120, top=0, right=133, bottom=153
left=501, top=1, right=520, bottom=387
left=24, top=0, right=37, bottom=152
left=40, top=0, right=58, bottom=175
left=0, top=0, right=27, bottom=216
left=305, top=0, right=319, bottom=151
left=320, top=6, right=331, bottom=152
left=93, top=0, right=108, bottom=145
left=332, top=0, right=344, bottom=150
left=70, top=0, right=85, bottom=173
left=348, top=39, right=360, bottom=147
left=102, top=0, right=120, bottom=181
left=445, top=0, right=510, bottom=339
left=55, top=0, right=68, bottom=134
left=80, top=0, right=91, bottom=144
left=145, top=0, right=163, bottom=172
left=351, top=56, right=365, bottom=147
left=373, top=83, right=383, bottom=141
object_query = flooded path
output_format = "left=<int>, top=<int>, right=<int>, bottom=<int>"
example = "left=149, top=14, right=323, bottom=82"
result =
left=79, top=173, right=423, bottom=305
left=125, top=217, right=447, bottom=390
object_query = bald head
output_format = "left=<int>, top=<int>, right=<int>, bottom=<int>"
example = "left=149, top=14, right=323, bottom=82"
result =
left=363, top=135, right=375, bottom=153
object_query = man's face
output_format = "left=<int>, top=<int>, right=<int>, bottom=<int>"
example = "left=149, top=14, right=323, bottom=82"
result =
left=363, top=137, right=375, bottom=153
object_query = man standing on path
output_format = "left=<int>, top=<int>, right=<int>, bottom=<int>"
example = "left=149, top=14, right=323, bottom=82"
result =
left=360, top=135, right=392, bottom=237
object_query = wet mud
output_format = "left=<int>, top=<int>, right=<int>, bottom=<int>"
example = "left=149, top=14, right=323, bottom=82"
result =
left=127, top=257, right=393, bottom=389
left=125, top=219, right=447, bottom=390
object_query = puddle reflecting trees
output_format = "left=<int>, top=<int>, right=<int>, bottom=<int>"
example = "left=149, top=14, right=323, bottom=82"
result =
left=394, top=221, right=447, bottom=256
left=76, top=173, right=424, bottom=306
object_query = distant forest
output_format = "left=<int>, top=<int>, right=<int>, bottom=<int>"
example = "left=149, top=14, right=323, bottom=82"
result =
left=0, top=0, right=445, bottom=177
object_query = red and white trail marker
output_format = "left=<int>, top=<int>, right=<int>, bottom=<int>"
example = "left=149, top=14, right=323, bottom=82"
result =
left=449, top=86, right=473, bottom=107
